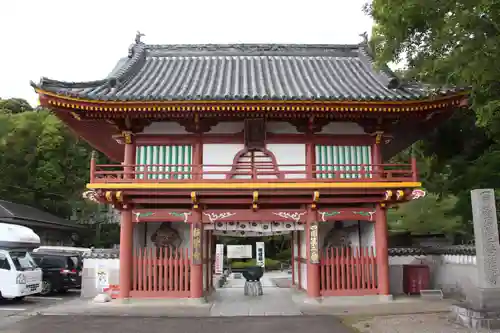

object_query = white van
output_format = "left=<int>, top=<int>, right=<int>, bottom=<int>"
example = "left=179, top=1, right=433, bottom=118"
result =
left=0, top=223, right=42, bottom=300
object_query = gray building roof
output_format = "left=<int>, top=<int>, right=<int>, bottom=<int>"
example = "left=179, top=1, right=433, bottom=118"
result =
left=0, top=200, right=85, bottom=230
left=32, top=42, right=464, bottom=102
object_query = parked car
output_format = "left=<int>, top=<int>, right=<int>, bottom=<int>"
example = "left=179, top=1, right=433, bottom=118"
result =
left=31, top=252, right=82, bottom=295
left=33, top=249, right=83, bottom=289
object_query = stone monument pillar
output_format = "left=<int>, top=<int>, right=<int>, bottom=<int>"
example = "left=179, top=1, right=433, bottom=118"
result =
left=470, top=188, right=500, bottom=309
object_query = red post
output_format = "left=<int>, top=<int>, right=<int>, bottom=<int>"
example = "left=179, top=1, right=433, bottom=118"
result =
left=375, top=204, right=390, bottom=295
left=89, top=151, right=96, bottom=182
left=123, top=134, right=136, bottom=179
left=305, top=138, right=315, bottom=179
left=190, top=210, right=204, bottom=299
left=297, top=231, right=302, bottom=289
left=306, top=207, right=321, bottom=298
left=372, top=134, right=382, bottom=179
left=291, top=231, right=295, bottom=286
left=119, top=209, right=133, bottom=299
left=411, top=156, right=418, bottom=182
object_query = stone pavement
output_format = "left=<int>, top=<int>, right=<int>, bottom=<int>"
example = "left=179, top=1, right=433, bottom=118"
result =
left=210, top=271, right=301, bottom=316
left=7, top=315, right=353, bottom=333
left=351, top=313, right=500, bottom=333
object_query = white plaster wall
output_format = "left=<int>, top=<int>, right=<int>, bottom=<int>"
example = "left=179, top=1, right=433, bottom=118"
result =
left=142, top=121, right=189, bottom=134
left=319, top=122, right=366, bottom=135
left=81, top=258, right=120, bottom=298
left=266, top=121, right=300, bottom=134
left=142, top=121, right=246, bottom=135
left=209, top=122, right=244, bottom=134
left=267, top=144, right=306, bottom=179
left=202, top=144, right=244, bottom=179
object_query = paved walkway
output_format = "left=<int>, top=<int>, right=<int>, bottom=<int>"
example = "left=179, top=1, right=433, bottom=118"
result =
left=8, top=315, right=352, bottom=333
left=210, top=271, right=301, bottom=316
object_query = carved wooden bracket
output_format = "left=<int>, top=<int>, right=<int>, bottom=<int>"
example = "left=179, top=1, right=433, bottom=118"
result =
left=290, top=118, right=329, bottom=133
left=177, top=118, right=218, bottom=133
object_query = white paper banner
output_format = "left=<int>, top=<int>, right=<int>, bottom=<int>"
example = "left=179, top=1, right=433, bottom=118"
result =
left=215, top=244, right=224, bottom=274
left=96, top=263, right=109, bottom=291
left=256, top=242, right=265, bottom=267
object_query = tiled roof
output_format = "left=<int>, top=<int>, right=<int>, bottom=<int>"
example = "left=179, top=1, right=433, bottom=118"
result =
left=31, top=42, right=465, bottom=102
left=82, top=246, right=477, bottom=260
left=388, top=245, right=476, bottom=256
left=0, top=200, right=84, bottom=229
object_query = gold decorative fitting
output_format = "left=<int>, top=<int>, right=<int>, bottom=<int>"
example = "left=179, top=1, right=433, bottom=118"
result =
left=309, top=222, right=319, bottom=264
left=191, top=191, right=199, bottom=209
left=375, top=131, right=384, bottom=144
left=384, top=190, right=393, bottom=201
left=105, top=191, right=113, bottom=202
left=396, top=190, right=405, bottom=200
left=121, top=131, right=133, bottom=144
left=252, top=191, right=259, bottom=210
left=116, top=191, right=123, bottom=202
left=71, top=112, right=81, bottom=120
left=312, top=191, right=320, bottom=209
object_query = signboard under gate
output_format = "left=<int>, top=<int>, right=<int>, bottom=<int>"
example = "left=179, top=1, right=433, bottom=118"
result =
left=227, top=245, right=252, bottom=259
left=256, top=242, right=265, bottom=267
left=215, top=244, right=224, bottom=274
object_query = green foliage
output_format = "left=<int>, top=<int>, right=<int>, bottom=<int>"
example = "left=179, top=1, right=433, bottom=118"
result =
left=230, top=258, right=281, bottom=270
left=274, top=248, right=292, bottom=262
left=0, top=101, right=109, bottom=227
left=0, top=98, right=33, bottom=114
left=388, top=194, right=463, bottom=234
left=366, top=0, right=500, bottom=240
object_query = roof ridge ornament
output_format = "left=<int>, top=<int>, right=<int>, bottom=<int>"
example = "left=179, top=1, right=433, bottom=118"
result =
left=358, top=32, right=369, bottom=45
left=135, top=31, right=145, bottom=44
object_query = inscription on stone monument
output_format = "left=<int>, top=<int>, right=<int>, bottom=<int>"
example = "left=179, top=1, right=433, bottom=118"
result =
left=471, top=189, right=500, bottom=289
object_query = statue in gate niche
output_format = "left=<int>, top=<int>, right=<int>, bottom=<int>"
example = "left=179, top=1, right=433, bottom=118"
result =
left=151, top=223, right=182, bottom=249
left=323, top=224, right=359, bottom=249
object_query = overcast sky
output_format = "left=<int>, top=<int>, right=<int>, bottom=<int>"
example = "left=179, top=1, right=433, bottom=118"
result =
left=0, top=0, right=373, bottom=106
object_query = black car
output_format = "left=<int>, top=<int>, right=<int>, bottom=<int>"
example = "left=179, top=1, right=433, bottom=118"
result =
left=31, top=253, right=82, bottom=295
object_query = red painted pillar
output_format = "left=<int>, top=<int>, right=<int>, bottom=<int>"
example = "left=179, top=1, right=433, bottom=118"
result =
left=123, top=132, right=136, bottom=179
left=375, top=204, right=390, bottom=295
left=190, top=210, right=204, bottom=299
left=291, top=231, right=295, bottom=286
left=119, top=209, right=133, bottom=298
left=306, top=208, right=320, bottom=298
left=297, top=231, right=302, bottom=289
left=372, top=134, right=382, bottom=179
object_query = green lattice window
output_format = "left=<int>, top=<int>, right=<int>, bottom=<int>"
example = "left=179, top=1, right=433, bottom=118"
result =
left=135, top=145, right=192, bottom=179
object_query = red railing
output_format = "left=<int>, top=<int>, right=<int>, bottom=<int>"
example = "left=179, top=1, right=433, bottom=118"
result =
left=90, top=162, right=417, bottom=183
left=320, top=246, right=378, bottom=296
left=131, top=248, right=190, bottom=298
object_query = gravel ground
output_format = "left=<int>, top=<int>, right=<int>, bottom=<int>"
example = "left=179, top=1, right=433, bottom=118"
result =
left=351, top=313, right=500, bottom=333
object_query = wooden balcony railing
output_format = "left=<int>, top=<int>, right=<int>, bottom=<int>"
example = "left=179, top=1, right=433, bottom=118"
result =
left=89, top=161, right=418, bottom=183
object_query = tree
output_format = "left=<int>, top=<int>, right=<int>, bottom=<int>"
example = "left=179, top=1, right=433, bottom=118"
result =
left=366, top=0, right=500, bottom=239
left=388, top=194, right=463, bottom=235
left=0, top=107, right=105, bottom=220
left=0, top=98, right=33, bottom=114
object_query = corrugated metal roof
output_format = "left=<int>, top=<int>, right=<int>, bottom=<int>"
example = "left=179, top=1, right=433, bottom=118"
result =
left=32, top=43, right=464, bottom=102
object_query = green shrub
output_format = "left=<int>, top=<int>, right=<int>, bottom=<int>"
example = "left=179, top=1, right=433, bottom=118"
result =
left=230, top=258, right=282, bottom=270
left=274, top=248, right=292, bottom=262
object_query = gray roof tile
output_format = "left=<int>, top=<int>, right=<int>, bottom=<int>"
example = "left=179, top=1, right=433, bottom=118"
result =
left=32, top=43, right=465, bottom=102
